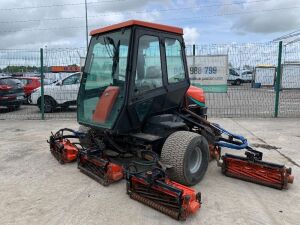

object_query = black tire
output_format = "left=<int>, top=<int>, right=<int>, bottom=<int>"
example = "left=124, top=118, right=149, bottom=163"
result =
left=160, top=131, right=209, bottom=186
left=236, top=79, right=241, bottom=85
left=38, top=96, right=56, bottom=113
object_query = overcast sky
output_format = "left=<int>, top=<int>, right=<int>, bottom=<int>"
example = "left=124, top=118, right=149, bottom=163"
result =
left=0, top=0, right=300, bottom=49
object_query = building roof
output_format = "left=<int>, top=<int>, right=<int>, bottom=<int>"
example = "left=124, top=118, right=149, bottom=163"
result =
left=90, top=20, right=183, bottom=36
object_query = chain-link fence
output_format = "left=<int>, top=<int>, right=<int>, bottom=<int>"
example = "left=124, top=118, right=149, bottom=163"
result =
left=186, top=42, right=300, bottom=118
left=0, top=48, right=85, bottom=120
left=0, top=42, right=299, bottom=120
left=0, top=49, right=41, bottom=119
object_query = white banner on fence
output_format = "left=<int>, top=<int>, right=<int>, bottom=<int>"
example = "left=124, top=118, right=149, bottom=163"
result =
left=186, top=55, right=228, bottom=93
left=254, top=67, right=276, bottom=86
left=282, top=64, right=300, bottom=89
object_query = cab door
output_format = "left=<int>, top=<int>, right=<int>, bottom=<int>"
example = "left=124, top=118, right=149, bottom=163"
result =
left=160, top=34, right=190, bottom=110
left=127, top=28, right=189, bottom=129
left=128, top=29, right=167, bottom=126
left=60, top=74, right=81, bottom=104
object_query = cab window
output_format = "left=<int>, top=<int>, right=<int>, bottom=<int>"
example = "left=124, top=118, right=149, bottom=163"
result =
left=165, top=38, right=185, bottom=83
left=134, top=35, right=163, bottom=95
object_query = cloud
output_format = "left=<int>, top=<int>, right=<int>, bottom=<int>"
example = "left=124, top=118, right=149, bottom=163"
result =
left=0, top=0, right=85, bottom=48
left=89, top=0, right=170, bottom=13
left=183, top=27, right=200, bottom=44
left=0, top=0, right=169, bottom=49
left=229, top=0, right=300, bottom=34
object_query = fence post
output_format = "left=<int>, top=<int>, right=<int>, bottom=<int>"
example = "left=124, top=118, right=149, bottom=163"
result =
left=40, top=48, right=45, bottom=120
left=192, top=44, right=196, bottom=68
left=193, top=44, right=195, bottom=56
left=274, top=41, right=282, bottom=118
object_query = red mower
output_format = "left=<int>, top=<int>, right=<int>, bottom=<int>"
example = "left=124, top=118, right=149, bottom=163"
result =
left=48, top=20, right=294, bottom=220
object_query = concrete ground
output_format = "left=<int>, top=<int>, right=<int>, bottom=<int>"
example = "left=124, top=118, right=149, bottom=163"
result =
left=0, top=118, right=299, bottom=225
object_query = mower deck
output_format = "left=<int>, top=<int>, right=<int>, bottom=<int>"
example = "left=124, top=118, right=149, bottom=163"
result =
left=47, top=125, right=294, bottom=220
left=222, top=153, right=294, bottom=189
left=77, top=148, right=123, bottom=186
left=127, top=170, right=201, bottom=220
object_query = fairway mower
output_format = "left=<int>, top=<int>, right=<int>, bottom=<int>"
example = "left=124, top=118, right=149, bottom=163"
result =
left=48, top=20, right=293, bottom=220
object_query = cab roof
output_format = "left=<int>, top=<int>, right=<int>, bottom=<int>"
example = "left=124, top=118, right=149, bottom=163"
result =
left=90, top=20, right=183, bottom=36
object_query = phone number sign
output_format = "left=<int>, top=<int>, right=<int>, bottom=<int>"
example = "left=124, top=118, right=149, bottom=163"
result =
left=186, top=55, right=228, bottom=93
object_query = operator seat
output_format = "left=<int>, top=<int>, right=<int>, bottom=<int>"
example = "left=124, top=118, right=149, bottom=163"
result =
left=92, top=86, right=120, bottom=123
left=143, top=66, right=162, bottom=90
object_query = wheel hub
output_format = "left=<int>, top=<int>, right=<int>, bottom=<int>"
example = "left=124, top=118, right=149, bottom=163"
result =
left=189, top=146, right=202, bottom=174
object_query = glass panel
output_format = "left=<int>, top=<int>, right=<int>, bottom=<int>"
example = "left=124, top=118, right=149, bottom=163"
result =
left=165, top=38, right=185, bottom=83
left=134, top=35, right=162, bottom=95
left=0, top=78, right=19, bottom=86
left=78, top=29, right=131, bottom=129
left=63, top=74, right=80, bottom=85
left=19, top=79, right=28, bottom=85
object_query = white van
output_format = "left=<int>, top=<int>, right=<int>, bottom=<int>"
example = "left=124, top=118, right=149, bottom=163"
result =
left=228, top=69, right=253, bottom=85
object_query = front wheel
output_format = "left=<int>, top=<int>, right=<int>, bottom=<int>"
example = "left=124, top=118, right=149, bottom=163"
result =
left=38, top=96, right=56, bottom=113
left=160, top=131, right=209, bottom=186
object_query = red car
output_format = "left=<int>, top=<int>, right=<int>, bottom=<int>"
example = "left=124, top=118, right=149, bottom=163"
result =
left=16, top=77, right=41, bottom=99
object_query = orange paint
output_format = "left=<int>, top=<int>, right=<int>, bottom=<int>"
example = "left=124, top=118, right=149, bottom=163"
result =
left=130, top=176, right=201, bottom=219
left=60, top=139, right=78, bottom=163
left=186, top=85, right=205, bottom=104
left=90, top=20, right=183, bottom=36
left=93, top=86, right=120, bottom=123
left=222, top=154, right=294, bottom=189
left=51, top=66, right=80, bottom=73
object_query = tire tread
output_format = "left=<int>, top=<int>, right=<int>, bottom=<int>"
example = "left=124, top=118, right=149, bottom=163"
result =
left=161, top=131, right=205, bottom=185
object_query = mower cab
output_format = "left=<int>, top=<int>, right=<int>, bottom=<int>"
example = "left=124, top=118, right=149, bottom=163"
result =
left=49, top=20, right=293, bottom=221
left=77, top=20, right=203, bottom=132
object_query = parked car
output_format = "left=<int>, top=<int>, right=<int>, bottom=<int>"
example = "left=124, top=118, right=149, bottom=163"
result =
left=0, top=76, right=25, bottom=110
left=228, top=69, right=242, bottom=85
left=228, top=69, right=253, bottom=85
left=16, top=77, right=41, bottom=102
left=44, top=78, right=55, bottom=85
left=240, top=70, right=253, bottom=83
left=30, top=73, right=81, bottom=113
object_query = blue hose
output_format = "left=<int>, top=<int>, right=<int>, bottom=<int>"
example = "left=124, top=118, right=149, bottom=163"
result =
left=211, top=123, right=249, bottom=150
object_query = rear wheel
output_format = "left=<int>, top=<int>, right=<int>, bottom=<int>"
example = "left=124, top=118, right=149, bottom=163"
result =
left=160, top=131, right=209, bottom=186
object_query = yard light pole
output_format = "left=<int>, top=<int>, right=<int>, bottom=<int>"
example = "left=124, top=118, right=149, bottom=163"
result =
left=85, top=0, right=89, bottom=50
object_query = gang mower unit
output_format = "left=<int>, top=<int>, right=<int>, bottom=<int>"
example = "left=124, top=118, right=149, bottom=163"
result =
left=48, top=20, right=294, bottom=220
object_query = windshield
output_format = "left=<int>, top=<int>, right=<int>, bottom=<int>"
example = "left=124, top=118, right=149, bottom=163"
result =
left=78, top=28, right=131, bottom=128
left=0, top=78, right=23, bottom=87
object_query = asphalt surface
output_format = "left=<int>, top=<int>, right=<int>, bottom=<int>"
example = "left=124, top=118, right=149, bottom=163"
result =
left=0, top=104, right=77, bottom=120
left=0, top=118, right=299, bottom=225
left=205, top=85, right=300, bottom=117
left=1, top=85, right=299, bottom=119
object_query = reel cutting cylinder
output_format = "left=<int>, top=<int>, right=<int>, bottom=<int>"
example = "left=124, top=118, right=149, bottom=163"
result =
left=222, top=154, right=294, bottom=189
